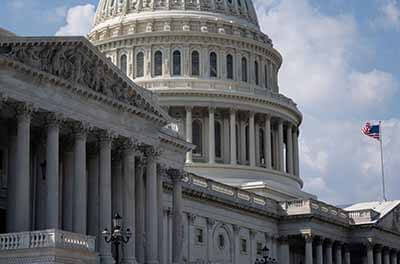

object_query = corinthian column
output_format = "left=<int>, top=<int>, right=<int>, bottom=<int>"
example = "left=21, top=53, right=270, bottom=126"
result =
left=98, top=131, right=113, bottom=261
left=304, top=235, right=313, bottom=264
left=122, top=139, right=138, bottom=264
left=208, top=107, right=215, bottom=164
left=326, top=239, right=333, bottom=264
left=366, top=243, right=374, bottom=264
left=230, top=108, right=237, bottom=165
left=264, top=115, right=272, bottom=169
left=249, top=112, right=256, bottom=167
left=168, top=169, right=184, bottom=264
left=278, top=120, right=284, bottom=172
left=7, top=120, right=17, bottom=233
left=316, top=237, right=323, bottom=264
left=286, top=124, right=294, bottom=174
left=145, top=146, right=161, bottom=264
left=73, top=122, right=89, bottom=235
left=15, top=103, right=34, bottom=232
left=46, top=113, right=62, bottom=229
left=336, top=242, right=343, bottom=264
left=135, top=157, right=146, bottom=263
left=186, top=106, right=193, bottom=163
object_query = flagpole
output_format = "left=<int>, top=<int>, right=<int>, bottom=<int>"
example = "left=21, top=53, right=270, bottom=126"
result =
left=379, top=121, right=387, bottom=202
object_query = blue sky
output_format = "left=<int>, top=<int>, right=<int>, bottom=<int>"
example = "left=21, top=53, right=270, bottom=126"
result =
left=1, top=0, right=400, bottom=205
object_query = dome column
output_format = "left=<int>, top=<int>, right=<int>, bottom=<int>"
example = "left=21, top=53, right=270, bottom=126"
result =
left=293, top=127, right=300, bottom=177
left=278, top=120, right=285, bottom=172
left=249, top=111, right=256, bottom=167
left=286, top=124, right=294, bottom=175
left=208, top=107, right=215, bottom=164
left=185, top=106, right=193, bottom=163
left=230, top=108, right=237, bottom=165
left=264, top=115, right=272, bottom=170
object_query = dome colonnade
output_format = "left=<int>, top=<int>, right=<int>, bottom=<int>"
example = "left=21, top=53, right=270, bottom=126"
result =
left=89, top=0, right=305, bottom=199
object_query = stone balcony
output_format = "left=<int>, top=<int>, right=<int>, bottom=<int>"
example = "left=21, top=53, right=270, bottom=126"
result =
left=347, top=209, right=381, bottom=224
left=279, top=199, right=350, bottom=225
left=0, top=229, right=97, bottom=264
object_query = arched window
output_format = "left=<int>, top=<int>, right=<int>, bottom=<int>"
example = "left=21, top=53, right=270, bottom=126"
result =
left=215, top=121, right=222, bottom=158
left=154, top=51, right=163, bottom=76
left=120, top=54, right=127, bottom=75
left=226, top=54, right=233, bottom=80
left=264, top=64, right=268, bottom=89
left=210, top=52, right=218, bottom=78
left=242, top=57, right=248, bottom=82
left=136, top=52, right=144, bottom=78
left=192, top=51, right=200, bottom=76
left=255, top=61, right=259, bottom=85
left=193, top=120, right=202, bottom=155
left=173, top=50, right=181, bottom=76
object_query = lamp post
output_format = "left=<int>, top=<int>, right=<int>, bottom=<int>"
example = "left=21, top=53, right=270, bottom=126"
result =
left=102, top=213, right=132, bottom=264
left=255, top=246, right=278, bottom=264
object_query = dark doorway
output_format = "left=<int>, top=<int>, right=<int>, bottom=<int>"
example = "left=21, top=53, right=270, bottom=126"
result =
left=0, top=209, right=6, bottom=233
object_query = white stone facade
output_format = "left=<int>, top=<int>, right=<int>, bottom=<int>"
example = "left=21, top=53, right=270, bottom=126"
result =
left=0, top=0, right=400, bottom=264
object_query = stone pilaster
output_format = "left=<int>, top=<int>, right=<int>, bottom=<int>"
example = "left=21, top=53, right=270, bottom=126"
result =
left=249, top=112, right=256, bottom=167
left=208, top=107, right=215, bottom=164
left=264, top=115, right=272, bottom=169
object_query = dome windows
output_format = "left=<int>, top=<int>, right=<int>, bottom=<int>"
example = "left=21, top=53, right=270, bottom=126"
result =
left=193, top=120, right=203, bottom=155
left=154, top=50, right=163, bottom=76
left=226, top=54, right=233, bottom=80
left=136, top=52, right=144, bottom=78
left=173, top=50, right=182, bottom=76
left=120, top=54, right=127, bottom=75
left=191, top=51, right=200, bottom=77
left=254, top=61, right=259, bottom=85
left=210, top=52, right=218, bottom=78
left=264, top=64, right=268, bottom=89
left=241, top=57, right=248, bottom=82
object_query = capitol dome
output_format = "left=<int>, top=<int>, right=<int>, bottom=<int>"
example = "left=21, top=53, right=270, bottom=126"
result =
left=89, top=0, right=311, bottom=201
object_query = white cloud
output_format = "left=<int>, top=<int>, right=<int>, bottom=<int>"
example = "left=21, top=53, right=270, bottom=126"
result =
left=374, top=0, right=400, bottom=31
left=254, top=0, right=400, bottom=204
left=55, top=4, right=95, bottom=36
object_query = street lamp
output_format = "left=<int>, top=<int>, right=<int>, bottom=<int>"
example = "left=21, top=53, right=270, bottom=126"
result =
left=255, top=246, right=277, bottom=264
left=102, top=213, right=132, bottom=264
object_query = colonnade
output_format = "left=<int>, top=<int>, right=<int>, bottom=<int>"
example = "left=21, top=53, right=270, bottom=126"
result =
left=3, top=101, right=185, bottom=264
left=366, top=244, right=400, bottom=264
left=184, top=106, right=300, bottom=177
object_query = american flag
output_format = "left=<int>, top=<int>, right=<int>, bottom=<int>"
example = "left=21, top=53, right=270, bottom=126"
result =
left=362, top=122, right=381, bottom=141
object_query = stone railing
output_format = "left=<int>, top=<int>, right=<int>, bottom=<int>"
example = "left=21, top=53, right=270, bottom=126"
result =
left=280, top=199, right=350, bottom=224
left=347, top=209, right=380, bottom=224
left=180, top=173, right=280, bottom=215
left=0, top=229, right=96, bottom=252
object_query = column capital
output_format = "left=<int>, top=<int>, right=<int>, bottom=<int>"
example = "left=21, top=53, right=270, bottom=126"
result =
left=229, top=108, right=237, bottom=114
left=315, top=236, right=324, bottom=246
left=249, top=111, right=255, bottom=118
left=136, top=156, right=148, bottom=169
left=87, top=142, right=99, bottom=157
left=232, top=224, right=240, bottom=234
left=15, top=102, right=36, bottom=122
left=303, top=234, right=314, bottom=243
left=208, top=106, right=216, bottom=114
left=265, top=114, right=272, bottom=121
left=325, top=238, right=333, bottom=247
left=335, top=241, right=344, bottom=248
left=250, top=229, right=257, bottom=239
left=185, top=106, right=193, bottom=112
left=45, top=113, right=64, bottom=128
left=167, top=168, right=184, bottom=182
left=144, top=145, right=162, bottom=161
left=72, top=121, right=92, bottom=140
left=121, top=137, right=140, bottom=155
left=187, top=212, right=196, bottom=225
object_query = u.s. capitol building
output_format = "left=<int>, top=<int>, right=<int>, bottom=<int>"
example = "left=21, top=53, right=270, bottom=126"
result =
left=0, top=0, right=400, bottom=264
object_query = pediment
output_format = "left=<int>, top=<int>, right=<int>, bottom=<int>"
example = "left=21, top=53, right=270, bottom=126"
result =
left=0, top=36, right=170, bottom=125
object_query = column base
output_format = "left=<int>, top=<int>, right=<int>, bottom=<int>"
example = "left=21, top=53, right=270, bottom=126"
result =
left=121, top=257, right=137, bottom=264
left=100, top=255, right=115, bottom=264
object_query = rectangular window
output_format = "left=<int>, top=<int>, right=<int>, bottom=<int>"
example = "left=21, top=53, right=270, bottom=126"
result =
left=195, top=228, right=204, bottom=244
left=240, top=238, right=247, bottom=253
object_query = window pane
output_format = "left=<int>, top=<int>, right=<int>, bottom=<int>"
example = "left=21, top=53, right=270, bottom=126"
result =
left=193, top=120, right=202, bottom=155
left=136, top=52, right=144, bottom=77
left=242, top=57, right=247, bottom=82
left=215, top=121, right=222, bottom=158
left=210, top=52, right=218, bottom=78
left=120, top=54, right=127, bottom=75
left=173, top=50, right=181, bottom=76
left=192, top=51, right=200, bottom=76
left=255, top=61, right=259, bottom=85
left=154, top=51, right=162, bottom=76
left=227, top=54, right=233, bottom=80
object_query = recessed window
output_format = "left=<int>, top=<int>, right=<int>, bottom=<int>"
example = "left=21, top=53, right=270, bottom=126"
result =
left=264, top=64, right=268, bottom=89
left=173, top=50, right=182, bottom=76
left=242, top=57, right=248, bottom=82
left=193, top=120, right=203, bottom=155
left=241, top=238, right=247, bottom=253
left=136, top=52, right=144, bottom=78
left=259, top=128, right=265, bottom=165
left=192, top=51, right=200, bottom=76
left=195, top=228, right=204, bottom=244
left=255, top=61, right=259, bottom=85
left=218, top=234, right=225, bottom=249
left=210, top=52, right=218, bottom=78
left=226, top=54, right=233, bottom=80
left=120, top=54, right=127, bottom=75
left=215, top=121, right=222, bottom=159
left=154, top=51, right=163, bottom=76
